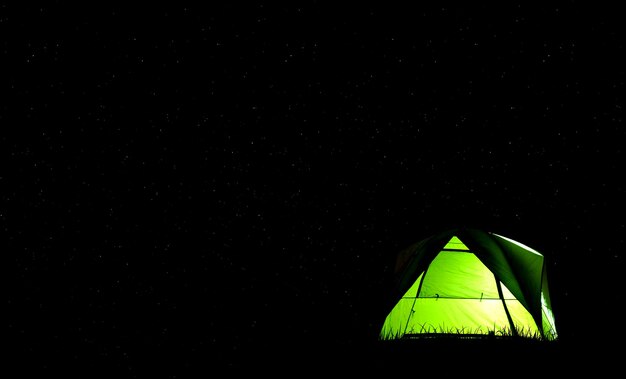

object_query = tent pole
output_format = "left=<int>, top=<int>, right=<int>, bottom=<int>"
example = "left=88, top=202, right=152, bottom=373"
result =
left=495, top=276, right=518, bottom=338
left=402, top=270, right=428, bottom=336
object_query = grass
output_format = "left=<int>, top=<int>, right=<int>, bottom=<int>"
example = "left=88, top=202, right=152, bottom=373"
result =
left=380, top=323, right=553, bottom=342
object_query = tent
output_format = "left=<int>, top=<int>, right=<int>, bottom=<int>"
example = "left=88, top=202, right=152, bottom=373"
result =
left=379, top=228, right=558, bottom=341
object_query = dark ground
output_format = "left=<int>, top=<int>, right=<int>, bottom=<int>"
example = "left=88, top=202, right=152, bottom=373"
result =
left=5, top=3, right=625, bottom=377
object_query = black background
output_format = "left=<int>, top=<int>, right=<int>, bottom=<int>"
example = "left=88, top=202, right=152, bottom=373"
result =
left=5, top=2, right=625, bottom=376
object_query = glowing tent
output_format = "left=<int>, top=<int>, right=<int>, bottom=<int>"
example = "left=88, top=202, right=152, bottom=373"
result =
left=380, top=228, right=558, bottom=341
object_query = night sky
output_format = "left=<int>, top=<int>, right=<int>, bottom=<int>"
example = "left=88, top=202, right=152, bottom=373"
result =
left=6, top=3, right=625, bottom=376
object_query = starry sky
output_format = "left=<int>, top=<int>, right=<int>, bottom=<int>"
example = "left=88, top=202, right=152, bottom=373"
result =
left=6, top=2, right=625, bottom=375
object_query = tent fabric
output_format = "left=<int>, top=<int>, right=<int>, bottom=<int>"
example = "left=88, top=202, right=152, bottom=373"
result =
left=380, top=228, right=558, bottom=341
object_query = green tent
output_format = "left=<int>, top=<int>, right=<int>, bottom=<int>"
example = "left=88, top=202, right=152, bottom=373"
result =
left=380, top=228, right=558, bottom=341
